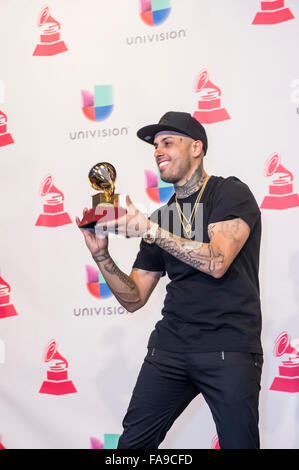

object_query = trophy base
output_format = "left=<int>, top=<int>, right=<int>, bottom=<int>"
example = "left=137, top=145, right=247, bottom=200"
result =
left=193, top=108, right=230, bottom=124
left=79, top=205, right=127, bottom=230
left=252, top=8, right=294, bottom=25
left=0, top=304, right=17, bottom=319
left=35, top=212, right=72, bottom=227
left=39, top=379, right=77, bottom=395
left=0, top=133, right=14, bottom=147
left=33, top=41, right=68, bottom=57
left=260, top=193, right=299, bottom=210
left=270, top=376, right=299, bottom=393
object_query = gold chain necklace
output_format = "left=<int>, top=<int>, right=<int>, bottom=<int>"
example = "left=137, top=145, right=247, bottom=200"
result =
left=175, top=175, right=210, bottom=239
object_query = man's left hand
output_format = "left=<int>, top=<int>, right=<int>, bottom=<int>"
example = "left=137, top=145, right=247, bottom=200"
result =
left=95, top=195, right=149, bottom=238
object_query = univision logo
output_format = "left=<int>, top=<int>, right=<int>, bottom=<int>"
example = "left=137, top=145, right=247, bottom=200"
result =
left=81, top=85, right=113, bottom=122
left=126, top=0, right=186, bottom=46
left=70, top=85, right=128, bottom=141
left=145, top=170, right=174, bottom=203
left=139, top=0, right=171, bottom=26
left=86, top=265, right=112, bottom=299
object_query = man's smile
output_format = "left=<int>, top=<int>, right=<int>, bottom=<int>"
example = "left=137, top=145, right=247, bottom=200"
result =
left=157, top=159, right=171, bottom=170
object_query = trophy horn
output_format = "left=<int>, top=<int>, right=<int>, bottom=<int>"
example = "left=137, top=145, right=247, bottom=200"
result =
left=88, top=162, right=117, bottom=191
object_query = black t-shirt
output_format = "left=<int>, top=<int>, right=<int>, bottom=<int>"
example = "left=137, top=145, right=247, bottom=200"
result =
left=133, top=176, right=263, bottom=354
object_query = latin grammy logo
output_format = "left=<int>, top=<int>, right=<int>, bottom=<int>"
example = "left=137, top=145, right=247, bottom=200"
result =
left=260, top=153, right=299, bottom=210
left=39, top=340, right=77, bottom=395
left=33, top=6, right=68, bottom=56
left=252, top=0, right=294, bottom=25
left=270, top=332, right=299, bottom=393
left=0, top=275, right=17, bottom=319
left=0, top=110, right=14, bottom=147
left=35, top=175, right=72, bottom=227
left=193, top=69, right=230, bottom=124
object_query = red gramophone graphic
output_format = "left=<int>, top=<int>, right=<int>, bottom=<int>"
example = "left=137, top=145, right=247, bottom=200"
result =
left=39, top=340, right=77, bottom=395
left=252, top=0, right=294, bottom=25
left=0, top=110, right=14, bottom=147
left=260, top=153, right=299, bottom=210
left=35, top=175, right=72, bottom=227
left=0, top=276, right=17, bottom=319
left=270, top=332, right=299, bottom=393
left=33, top=6, right=68, bottom=56
left=193, top=70, right=230, bottom=124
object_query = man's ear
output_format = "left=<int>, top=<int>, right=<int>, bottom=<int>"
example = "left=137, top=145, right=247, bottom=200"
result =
left=192, top=140, right=204, bottom=159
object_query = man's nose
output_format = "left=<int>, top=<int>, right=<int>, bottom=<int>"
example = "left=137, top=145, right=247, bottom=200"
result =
left=154, top=145, right=164, bottom=159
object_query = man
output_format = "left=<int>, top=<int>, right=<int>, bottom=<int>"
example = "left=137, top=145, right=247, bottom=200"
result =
left=76, top=111, right=263, bottom=449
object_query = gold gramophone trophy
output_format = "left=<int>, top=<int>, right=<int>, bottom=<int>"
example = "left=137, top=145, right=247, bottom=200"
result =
left=79, top=162, right=126, bottom=230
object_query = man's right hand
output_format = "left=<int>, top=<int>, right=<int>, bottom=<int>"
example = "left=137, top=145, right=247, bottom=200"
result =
left=76, top=208, right=109, bottom=257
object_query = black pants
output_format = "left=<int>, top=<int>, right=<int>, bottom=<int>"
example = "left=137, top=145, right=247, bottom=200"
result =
left=117, top=348, right=263, bottom=449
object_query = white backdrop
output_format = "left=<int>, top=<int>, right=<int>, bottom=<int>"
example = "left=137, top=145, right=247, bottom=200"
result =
left=0, top=0, right=299, bottom=449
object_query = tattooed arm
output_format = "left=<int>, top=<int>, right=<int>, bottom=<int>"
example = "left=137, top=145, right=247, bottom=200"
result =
left=76, top=209, right=162, bottom=312
left=92, top=197, right=250, bottom=279
left=155, top=218, right=250, bottom=278
left=92, top=251, right=162, bottom=312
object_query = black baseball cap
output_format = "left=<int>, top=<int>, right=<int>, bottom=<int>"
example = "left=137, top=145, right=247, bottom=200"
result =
left=137, top=111, right=208, bottom=155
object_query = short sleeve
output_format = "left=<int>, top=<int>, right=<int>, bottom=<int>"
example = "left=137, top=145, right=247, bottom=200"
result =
left=133, top=240, right=166, bottom=276
left=208, top=177, right=260, bottom=230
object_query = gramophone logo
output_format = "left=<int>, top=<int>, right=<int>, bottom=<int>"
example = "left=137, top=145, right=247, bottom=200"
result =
left=33, top=6, right=68, bottom=56
left=139, top=0, right=171, bottom=26
left=81, top=85, right=114, bottom=122
left=270, top=332, right=299, bottom=393
left=35, top=175, right=72, bottom=227
left=193, top=70, right=231, bottom=124
left=0, top=276, right=17, bottom=319
left=145, top=170, right=174, bottom=203
left=86, top=265, right=112, bottom=299
left=260, top=153, right=299, bottom=210
left=252, top=0, right=294, bottom=25
left=0, top=110, right=14, bottom=147
left=39, top=340, right=77, bottom=395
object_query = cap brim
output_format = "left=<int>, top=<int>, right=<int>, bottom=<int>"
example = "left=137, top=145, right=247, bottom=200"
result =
left=137, top=124, right=195, bottom=145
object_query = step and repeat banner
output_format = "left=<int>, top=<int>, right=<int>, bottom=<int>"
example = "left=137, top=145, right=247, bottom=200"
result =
left=0, top=0, right=299, bottom=449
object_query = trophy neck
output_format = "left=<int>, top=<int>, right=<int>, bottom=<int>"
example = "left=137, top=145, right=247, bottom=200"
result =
left=92, top=192, right=119, bottom=207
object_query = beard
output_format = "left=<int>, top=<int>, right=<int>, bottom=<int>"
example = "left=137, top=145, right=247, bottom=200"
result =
left=160, top=159, right=193, bottom=185
left=159, top=172, right=176, bottom=184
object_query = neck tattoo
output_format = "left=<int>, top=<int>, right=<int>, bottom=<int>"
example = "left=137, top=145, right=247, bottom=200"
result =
left=174, top=167, right=207, bottom=199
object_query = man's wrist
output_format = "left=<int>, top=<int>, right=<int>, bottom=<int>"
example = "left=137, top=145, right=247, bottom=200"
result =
left=142, top=222, right=160, bottom=244
left=92, top=250, right=110, bottom=263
